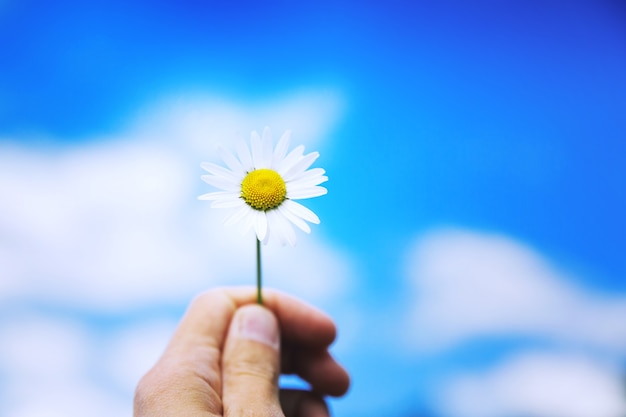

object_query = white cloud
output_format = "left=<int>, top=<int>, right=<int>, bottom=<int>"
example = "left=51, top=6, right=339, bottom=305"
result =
left=0, top=89, right=353, bottom=312
left=403, top=229, right=626, bottom=417
left=0, top=142, right=203, bottom=310
left=130, top=88, right=344, bottom=157
left=439, top=352, right=626, bottom=417
left=0, top=314, right=90, bottom=380
left=6, top=383, right=129, bottom=417
left=264, top=237, right=354, bottom=304
left=0, top=313, right=130, bottom=417
left=404, top=228, right=626, bottom=355
left=101, top=318, right=179, bottom=394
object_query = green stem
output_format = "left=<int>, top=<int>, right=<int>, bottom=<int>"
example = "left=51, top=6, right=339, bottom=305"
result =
left=256, top=237, right=263, bottom=305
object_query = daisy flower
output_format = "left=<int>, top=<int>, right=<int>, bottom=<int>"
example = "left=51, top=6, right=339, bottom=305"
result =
left=199, top=127, right=328, bottom=246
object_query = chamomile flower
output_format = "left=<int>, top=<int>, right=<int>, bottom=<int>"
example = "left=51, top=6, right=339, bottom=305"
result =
left=199, top=127, right=328, bottom=246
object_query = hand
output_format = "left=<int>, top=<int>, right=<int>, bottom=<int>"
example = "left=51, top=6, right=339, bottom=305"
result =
left=134, top=287, right=350, bottom=416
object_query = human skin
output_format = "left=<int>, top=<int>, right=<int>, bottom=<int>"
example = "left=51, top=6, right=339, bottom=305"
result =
left=134, top=287, right=350, bottom=417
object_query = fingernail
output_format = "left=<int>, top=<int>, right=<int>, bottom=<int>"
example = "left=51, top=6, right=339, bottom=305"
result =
left=234, top=305, right=280, bottom=350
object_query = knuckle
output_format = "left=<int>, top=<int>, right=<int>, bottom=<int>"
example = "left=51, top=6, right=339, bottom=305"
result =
left=224, top=402, right=284, bottom=417
left=227, top=359, right=279, bottom=383
left=134, top=368, right=167, bottom=412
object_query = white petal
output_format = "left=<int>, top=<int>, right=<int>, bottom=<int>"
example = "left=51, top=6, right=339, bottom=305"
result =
left=288, top=175, right=328, bottom=189
left=276, top=210, right=297, bottom=246
left=283, top=200, right=320, bottom=224
left=211, top=197, right=244, bottom=209
left=239, top=209, right=256, bottom=235
left=250, top=130, right=263, bottom=169
left=272, top=130, right=291, bottom=167
left=288, top=186, right=328, bottom=199
left=236, top=140, right=254, bottom=172
left=198, top=190, right=237, bottom=201
left=276, top=145, right=305, bottom=176
left=261, top=230, right=270, bottom=245
left=266, top=210, right=285, bottom=246
left=224, top=204, right=252, bottom=227
left=281, top=220, right=297, bottom=247
left=254, top=210, right=268, bottom=241
left=267, top=209, right=296, bottom=246
left=260, top=127, right=273, bottom=168
left=200, top=162, right=241, bottom=183
left=278, top=204, right=311, bottom=233
left=262, top=126, right=271, bottom=141
left=289, top=167, right=326, bottom=182
left=201, top=175, right=239, bottom=191
left=217, top=144, right=244, bottom=174
left=282, top=151, right=319, bottom=180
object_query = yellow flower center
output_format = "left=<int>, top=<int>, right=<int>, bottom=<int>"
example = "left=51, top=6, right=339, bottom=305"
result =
left=241, top=169, right=287, bottom=211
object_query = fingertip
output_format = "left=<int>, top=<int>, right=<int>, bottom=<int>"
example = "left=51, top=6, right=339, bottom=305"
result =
left=230, top=304, right=280, bottom=351
left=329, top=365, right=351, bottom=397
left=318, top=363, right=350, bottom=397
left=265, top=290, right=337, bottom=347
left=224, top=287, right=339, bottom=348
left=293, top=351, right=351, bottom=397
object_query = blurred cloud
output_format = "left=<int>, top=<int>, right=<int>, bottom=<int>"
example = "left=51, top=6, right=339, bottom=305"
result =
left=0, top=88, right=352, bottom=312
left=403, top=229, right=626, bottom=417
left=101, top=318, right=179, bottom=394
left=130, top=89, right=345, bottom=157
left=0, top=141, right=200, bottom=310
left=404, top=229, right=626, bottom=355
left=439, top=352, right=626, bottom=417
left=0, top=313, right=129, bottom=417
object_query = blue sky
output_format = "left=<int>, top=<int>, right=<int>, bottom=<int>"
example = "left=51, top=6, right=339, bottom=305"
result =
left=1, top=1, right=626, bottom=416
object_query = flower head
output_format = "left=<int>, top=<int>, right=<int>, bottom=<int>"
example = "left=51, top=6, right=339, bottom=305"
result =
left=199, top=127, right=328, bottom=246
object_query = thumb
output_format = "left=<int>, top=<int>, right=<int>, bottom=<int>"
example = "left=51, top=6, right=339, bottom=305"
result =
left=222, top=304, right=283, bottom=417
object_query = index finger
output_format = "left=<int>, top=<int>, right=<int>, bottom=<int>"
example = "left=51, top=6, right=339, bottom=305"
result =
left=168, top=286, right=337, bottom=355
left=225, top=286, right=338, bottom=348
